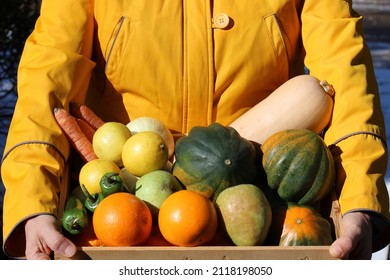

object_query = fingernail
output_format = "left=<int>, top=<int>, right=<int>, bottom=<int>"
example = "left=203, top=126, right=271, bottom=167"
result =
left=64, top=244, right=77, bottom=257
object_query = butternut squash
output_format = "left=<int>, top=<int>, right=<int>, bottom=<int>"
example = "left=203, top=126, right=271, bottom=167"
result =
left=229, top=75, right=334, bottom=144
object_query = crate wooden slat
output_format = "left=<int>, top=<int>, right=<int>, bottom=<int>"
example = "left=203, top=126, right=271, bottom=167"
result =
left=55, top=245, right=337, bottom=260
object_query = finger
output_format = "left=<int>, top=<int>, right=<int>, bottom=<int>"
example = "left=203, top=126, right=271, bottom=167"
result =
left=329, top=212, right=372, bottom=259
left=348, top=239, right=372, bottom=260
left=329, top=236, right=354, bottom=259
left=347, top=226, right=372, bottom=260
left=44, top=226, right=77, bottom=258
left=25, top=222, right=54, bottom=260
left=329, top=218, right=359, bottom=259
left=27, top=250, right=52, bottom=260
left=25, top=215, right=77, bottom=259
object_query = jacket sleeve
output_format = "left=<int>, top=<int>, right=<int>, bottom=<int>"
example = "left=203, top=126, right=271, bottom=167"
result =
left=301, top=0, right=390, bottom=251
left=1, top=0, right=95, bottom=258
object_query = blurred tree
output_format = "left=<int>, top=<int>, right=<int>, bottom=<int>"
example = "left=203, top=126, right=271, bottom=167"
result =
left=0, top=0, right=41, bottom=136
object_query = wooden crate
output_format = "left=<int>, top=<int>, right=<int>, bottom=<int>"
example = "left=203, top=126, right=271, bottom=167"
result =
left=55, top=245, right=337, bottom=260
left=55, top=162, right=342, bottom=260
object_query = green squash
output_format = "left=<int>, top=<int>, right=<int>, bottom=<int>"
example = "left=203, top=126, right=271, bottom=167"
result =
left=172, top=123, right=258, bottom=201
left=261, top=129, right=335, bottom=205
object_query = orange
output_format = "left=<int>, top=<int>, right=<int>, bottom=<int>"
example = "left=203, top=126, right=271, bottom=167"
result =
left=158, top=190, right=218, bottom=246
left=143, top=225, right=173, bottom=246
left=70, top=220, right=102, bottom=247
left=93, top=192, right=152, bottom=246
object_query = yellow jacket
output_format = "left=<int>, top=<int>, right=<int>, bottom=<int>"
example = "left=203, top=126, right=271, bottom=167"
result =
left=2, top=0, right=389, bottom=258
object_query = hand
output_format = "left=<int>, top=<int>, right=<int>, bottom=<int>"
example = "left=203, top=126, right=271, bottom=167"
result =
left=25, top=214, right=77, bottom=260
left=329, top=211, right=372, bottom=259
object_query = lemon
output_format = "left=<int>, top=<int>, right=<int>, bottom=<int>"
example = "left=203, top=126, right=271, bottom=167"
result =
left=92, top=122, right=132, bottom=167
left=126, top=117, right=175, bottom=159
left=79, top=159, right=121, bottom=194
left=122, top=131, right=169, bottom=177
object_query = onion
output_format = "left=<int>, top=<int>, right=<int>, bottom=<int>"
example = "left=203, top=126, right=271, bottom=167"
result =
left=126, top=117, right=175, bottom=158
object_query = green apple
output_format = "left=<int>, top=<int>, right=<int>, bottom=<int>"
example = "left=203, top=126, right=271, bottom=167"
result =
left=134, top=170, right=183, bottom=223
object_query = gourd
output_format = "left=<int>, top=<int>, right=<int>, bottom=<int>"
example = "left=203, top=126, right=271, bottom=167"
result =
left=172, top=123, right=258, bottom=201
left=229, top=75, right=334, bottom=144
left=261, top=129, right=335, bottom=205
left=266, top=202, right=333, bottom=246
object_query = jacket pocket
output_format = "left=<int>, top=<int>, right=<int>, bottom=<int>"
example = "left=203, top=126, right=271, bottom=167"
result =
left=263, top=14, right=290, bottom=82
left=104, top=16, right=134, bottom=82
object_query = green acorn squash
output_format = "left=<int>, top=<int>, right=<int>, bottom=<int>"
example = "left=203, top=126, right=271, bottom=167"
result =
left=172, top=123, right=258, bottom=201
left=261, top=129, right=335, bottom=205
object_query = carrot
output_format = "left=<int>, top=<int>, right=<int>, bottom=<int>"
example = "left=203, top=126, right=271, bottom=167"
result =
left=69, top=102, right=105, bottom=130
left=76, top=118, right=96, bottom=143
left=54, top=107, right=98, bottom=162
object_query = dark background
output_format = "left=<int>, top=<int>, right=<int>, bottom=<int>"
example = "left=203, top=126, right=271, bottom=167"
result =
left=0, top=0, right=389, bottom=260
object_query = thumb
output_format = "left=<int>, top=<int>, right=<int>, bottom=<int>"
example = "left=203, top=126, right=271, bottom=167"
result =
left=329, top=212, right=371, bottom=259
left=329, top=236, right=354, bottom=259
left=45, top=227, right=77, bottom=258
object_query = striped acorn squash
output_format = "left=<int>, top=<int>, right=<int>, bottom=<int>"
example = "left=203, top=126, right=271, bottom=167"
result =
left=261, top=129, right=335, bottom=205
left=266, top=202, right=334, bottom=246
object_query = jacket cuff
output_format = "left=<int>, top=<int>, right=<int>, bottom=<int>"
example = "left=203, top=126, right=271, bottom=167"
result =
left=1, top=142, right=66, bottom=258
